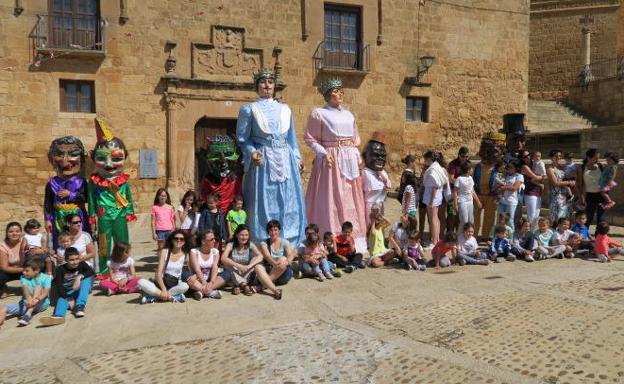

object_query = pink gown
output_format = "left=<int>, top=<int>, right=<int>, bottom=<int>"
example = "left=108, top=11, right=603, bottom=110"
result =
left=304, top=105, right=367, bottom=250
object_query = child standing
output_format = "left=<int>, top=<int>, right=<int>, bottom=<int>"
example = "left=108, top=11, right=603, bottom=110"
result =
left=330, top=221, right=365, bottom=272
left=0, top=258, right=51, bottom=328
left=453, top=162, right=482, bottom=234
left=598, top=152, right=619, bottom=209
left=534, top=217, right=566, bottom=260
left=151, top=188, right=176, bottom=254
left=594, top=221, right=624, bottom=262
left=177, top=190, right=197, bottom=236
left=23, top=219, right=53, bottom=275
left=301, top=231, right=335, bottom=281
left=431, top=232, right=458, bottom=268
left=457, top=223, right=489, bottom=265
left=403, top=231, right=427, bottom=270
left=39, top=247, right=94, bottom=326
left=368, top=211, right=397, bottom=268
left=99, top=241, right=140, bottom=296
left=198, top=194, right=227, bottom=244
left=225, top=195, right=247, bottom=240
left=488, top=226, right=514, bottom=262
left=511, top=217, right=536, bottom=262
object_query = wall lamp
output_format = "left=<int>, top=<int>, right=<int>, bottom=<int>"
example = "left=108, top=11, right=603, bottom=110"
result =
left=405, top=55, right=436, bottom=86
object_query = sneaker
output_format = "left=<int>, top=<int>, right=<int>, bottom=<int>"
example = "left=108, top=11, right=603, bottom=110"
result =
left=140, top=295, right=156, bottom=304
left=17, top=313, right=32, bottom=326
left=416, top=264, right=427, bottom=271
left=478, top=259, right=490, bottom=266
left=343, top=265, right=356, bottom=273
left=404, top=263, right=413, bottom=271
left=193, top=291, right=203, bottom=301
left=458, top=258, right=466, bottom=266
left=208, top=290, right=223, bottom=299
left=332, top=269, right=342, bottom=278
left=525, top=255, right=535, bottom=262
left=39, top=316, right=65, bottom=326
left=74, top=305, right=86, bottom=318
left=494, top=257, right=501, bottom=263
left=506, top=255, right=516, bottom=262
left=356, top=262, right=367, bottom=269
left=598, top=255, right=609, bottom=263
left=324, top=271, right=334, bottom=280
left=172, top=294, right=186, bottom=303
left=564, top=252, right=574, bottom=259
left=315, top=273, right=325, bottom=282
left=106, top=288, right=114, bottom=296
left=293, top=268, right=303, bottom=279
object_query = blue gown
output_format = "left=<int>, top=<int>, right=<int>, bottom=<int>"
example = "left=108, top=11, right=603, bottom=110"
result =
left=236, top=98, right=306, bottom=245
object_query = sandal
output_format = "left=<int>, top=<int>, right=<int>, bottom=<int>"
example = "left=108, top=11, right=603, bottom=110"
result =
left=274, top=289, right=282, bottom=300
left=241, top=284, right=254, bottom=296
left=232, top=286, right=241, bottom=295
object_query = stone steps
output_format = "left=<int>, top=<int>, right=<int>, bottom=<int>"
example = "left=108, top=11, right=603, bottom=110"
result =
left=527, top=100, right=598, bottom=133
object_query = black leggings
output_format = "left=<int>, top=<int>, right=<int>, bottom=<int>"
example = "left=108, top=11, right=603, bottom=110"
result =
left=585, top=192, right=606, bottom=227
left=0, top=270, right=21, bottom=290
left=328, top=252, right=363, bottom=267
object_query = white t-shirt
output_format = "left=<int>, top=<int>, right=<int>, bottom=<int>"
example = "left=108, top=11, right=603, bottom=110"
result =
left=24, top=233, right=43, bottom=248
left=177, top=205, right=194, bottom=230
left=107, top=257, right=135, bottom=281
left=71, top=232, right=93, bottom=268
left=500, top=173, right=524, bottom=205
left=458, top=233, right=479, bottom=254
left=553, top=229, right=575, bottom=244
left=454, top=176, right=475, bottom=205
left=532, top=160, right=546, bottom=177
left=390, top=222, right=409, bottom=250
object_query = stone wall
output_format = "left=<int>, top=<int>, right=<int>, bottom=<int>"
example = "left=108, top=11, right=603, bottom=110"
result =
left=568, top=78, right=624, bottom=125
left=529, top=0, right=620, bottom=100
left=0, top=0, right=529, bottom=230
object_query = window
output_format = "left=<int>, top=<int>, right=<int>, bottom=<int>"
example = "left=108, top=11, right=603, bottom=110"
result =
left=49, top=0, right=101, bottom=50
left=324, top=5, right=363, bottom=69
left=60, top=80, right=95, bottom=112
left=406, top=97, right=428, bottom=122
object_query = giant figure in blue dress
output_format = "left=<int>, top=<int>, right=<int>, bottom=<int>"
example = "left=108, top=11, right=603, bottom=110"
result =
left=236, top=70, right=306, bottom=245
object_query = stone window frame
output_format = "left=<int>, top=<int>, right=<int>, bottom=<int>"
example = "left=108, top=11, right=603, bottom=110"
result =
left=46, top=0, right=102, bottom=51
left=59, top=79, right=95, bottom=113
left=405, top=96, right=429, bottom=123
left=323, top=4, right=363, bottom=70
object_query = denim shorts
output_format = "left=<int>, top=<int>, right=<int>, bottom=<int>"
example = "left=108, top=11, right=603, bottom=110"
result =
left=156, top=230, right=172, bottom=241
left=5, top=300, right=48, bottom=317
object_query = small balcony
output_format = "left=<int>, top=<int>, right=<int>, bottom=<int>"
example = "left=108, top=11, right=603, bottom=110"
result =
left=32, top=14, right=106, bottom=56
left=313, top=41, right=370, bottom=74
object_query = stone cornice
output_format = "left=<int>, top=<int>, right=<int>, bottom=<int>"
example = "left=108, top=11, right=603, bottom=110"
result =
left=531, top=0, right=619, bottom=13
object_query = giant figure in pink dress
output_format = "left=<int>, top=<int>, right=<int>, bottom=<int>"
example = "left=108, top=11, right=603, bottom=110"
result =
left=304, top=79, right=367, bottom=250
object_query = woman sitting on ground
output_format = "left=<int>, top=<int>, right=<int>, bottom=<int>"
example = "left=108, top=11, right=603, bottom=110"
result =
left=186, top=230, right=230, bottom=300
left=221, top=224, right=282, bottom=299
left=0, top=222, right=27, bottom=299
left=259, top=220, right=296, bottom=287
left=64, top=214, right=96, bottom=268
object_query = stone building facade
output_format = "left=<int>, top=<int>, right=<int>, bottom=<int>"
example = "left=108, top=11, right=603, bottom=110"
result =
left=0, top=0, right=528, bottom=228
left=529, top=0, right=622, bottom=100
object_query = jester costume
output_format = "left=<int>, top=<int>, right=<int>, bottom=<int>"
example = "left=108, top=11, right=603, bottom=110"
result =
left=87, top=118, right=136, bottom=273
left=44, top=136, right=89, bottom=249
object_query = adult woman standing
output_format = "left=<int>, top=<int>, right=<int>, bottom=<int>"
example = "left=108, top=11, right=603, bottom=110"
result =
left=65, top=214, right=96, bottom=268
left=304, top=79, right=367, bottom=250
left=0, top=222, right=27, bottom=298
left=221, top=225, right=282, bottom=299
left=547, top=150, right=575, bottom=225
left=236, top=70, right=306, bottom=246
left=422, top=151, right=450, bottom=246
left=519, top=151, right=546, bottom=231
left=137, top=230, right=190, bottom=303
left=578, top=148, right=606, bottom=227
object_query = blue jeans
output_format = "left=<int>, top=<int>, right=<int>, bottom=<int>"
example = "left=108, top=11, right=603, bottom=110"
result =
left=496, top=202, right=517, bottom=231
left=458, top=252, right=488, bottom=264
left=54, top=276, right=92, bottom=317
left=301, top=259, right=332, bottom=276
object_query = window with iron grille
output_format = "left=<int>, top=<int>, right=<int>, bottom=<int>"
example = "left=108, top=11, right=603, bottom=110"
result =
left=60, top=80, right=95, bottom=113
left=324, top=5, right=362, bottom=69
left=49, top=0, right=101, bottom=50
left=406, top=97, right=428, bottom=122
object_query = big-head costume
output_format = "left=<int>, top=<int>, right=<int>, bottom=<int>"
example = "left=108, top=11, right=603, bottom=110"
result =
left=199, top=134, right=242, bottom=212
left=362, top=132, right=391, bottom=226
left=44, top=136, right=89, bottom=249
left=87, top=117, right=136, bottom=273
left=236, top=70, right=306, bottom=245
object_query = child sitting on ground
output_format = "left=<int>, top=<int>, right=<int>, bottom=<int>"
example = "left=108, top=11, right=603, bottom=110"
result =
left=39, top=247, right=94, bottom=326
left=571, top=211, right=593, bottom=255
left=330, top=222, right=365, bottom=272
left=488, top=226, right=514, bottom=262
left=301, top=231, right=336, bottom=281
left=322, top=232, right=345, bottom=276
left=534, top=217, right=566, bottom=260
left=552, top=217, right=581, bottom=259
left=511, top=217, right=536, bottom=262
left=225, top=195, right=247, bottom=240
left=99, top=241, right=140, bottom=296
left=403, top=231, right=427, bottom=271
left=598, top=152, right=619, bottom=209
left=594, top=221, right=624, bottom=263
left=489, top=212, right=514, bottom=240
left=368, top=211, right=397, bottom=268
left=431, top=232, right=459, bottom=269
left=54, top=232, right=73, bottom=267
left=457, top=223, right=489, bottom=266
left=23, top=219, right=53, bottom=275
left=0, top=258, right=51, bottom=329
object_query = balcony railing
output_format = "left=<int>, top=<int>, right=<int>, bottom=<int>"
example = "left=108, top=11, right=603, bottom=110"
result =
left=33, top=14, right=106, bottom=53
left=578, top=56, right=624, bottom=85
left=313, top=41, right=370, bottom=72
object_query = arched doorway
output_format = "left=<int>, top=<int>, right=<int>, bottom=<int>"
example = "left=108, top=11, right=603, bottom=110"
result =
left=194, top=117, right=238, bottom=195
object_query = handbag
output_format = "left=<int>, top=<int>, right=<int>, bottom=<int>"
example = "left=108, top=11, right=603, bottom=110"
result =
left=161, top=249, right=180, bottom=289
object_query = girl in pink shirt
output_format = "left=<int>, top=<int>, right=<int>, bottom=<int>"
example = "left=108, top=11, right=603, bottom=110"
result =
left=594, top=222, right=624, bottom=263
left=151, top=188, right=176, bottom=254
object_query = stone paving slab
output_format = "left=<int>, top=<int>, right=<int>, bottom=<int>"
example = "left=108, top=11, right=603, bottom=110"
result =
left=549, top=272, right=624, bottom=306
